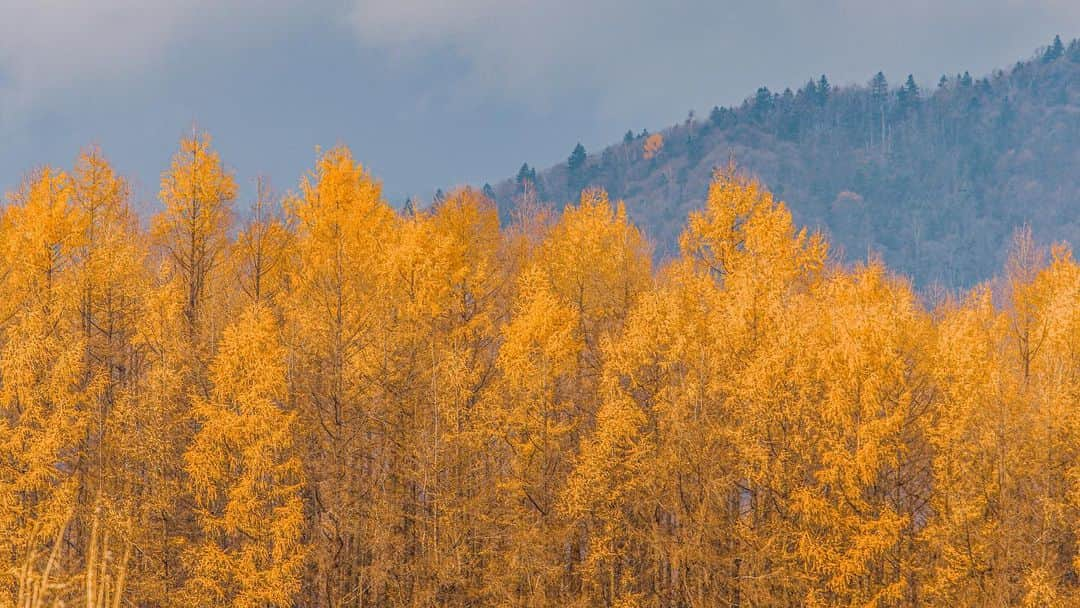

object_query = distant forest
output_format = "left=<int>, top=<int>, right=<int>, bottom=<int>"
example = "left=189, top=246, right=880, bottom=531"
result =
left=489, top=35, right=1080, bottom=288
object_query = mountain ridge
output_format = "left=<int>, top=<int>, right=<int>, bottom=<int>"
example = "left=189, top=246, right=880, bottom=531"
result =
left=485, top=35, right=1080, bottom=288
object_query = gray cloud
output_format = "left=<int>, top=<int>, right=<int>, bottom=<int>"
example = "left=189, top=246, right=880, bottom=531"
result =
left=346, top=0, right=1080, bottom=121
left=6, top=0, right=1079, bottom=117
left=0, top=0, right=309, bottom=120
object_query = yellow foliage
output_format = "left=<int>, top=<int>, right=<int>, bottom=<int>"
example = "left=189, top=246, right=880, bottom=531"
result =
left=153, top=130, right=237, bottom=347
left=1, top=141, right=1079, bottom=608
left=642, top=132, right=664, bottom=160
left=0, top=167, right=87, bottom=608
left=185, top=304, right=305, bottom=608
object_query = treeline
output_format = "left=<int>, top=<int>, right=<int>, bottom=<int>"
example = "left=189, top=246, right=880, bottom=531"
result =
left=3, top=135, right=1080, bottom=607
left=496, top=35, right=1080, bottom=287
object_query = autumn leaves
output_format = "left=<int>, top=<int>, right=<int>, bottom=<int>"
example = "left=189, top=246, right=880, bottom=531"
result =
left=2, top=133, right=1080, bottom=607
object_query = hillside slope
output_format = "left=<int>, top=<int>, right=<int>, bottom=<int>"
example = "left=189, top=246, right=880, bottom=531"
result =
left=489, top=36, right=1080, bottom=287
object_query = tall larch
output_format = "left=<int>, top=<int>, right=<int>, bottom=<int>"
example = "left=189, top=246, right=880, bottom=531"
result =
left=183, top=304, right=305, bottom=608
left=0, top=168, right=87, bottom=608
left=285, top=145, right=398, bottom=607
left=491, top=188, right=651, bottom=604
left=70, top=148, right=146, bottom=608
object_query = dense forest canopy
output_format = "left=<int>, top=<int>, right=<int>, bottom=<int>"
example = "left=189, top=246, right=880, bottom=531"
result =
left=490, top=35, right=1080, bottom=288
left=2, top=133, right=1080, bottom=607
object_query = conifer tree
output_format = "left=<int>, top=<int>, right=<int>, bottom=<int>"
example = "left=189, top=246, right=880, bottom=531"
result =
left=384, top=188, right=508, bottom=604
left=1043, top=34, right=1065, bottom=63
left=567, top=142, right=587, bottom=194
left=898, top=74, right=920, bottom=114
left=818, top=74, right=831, bottom=104
left=153, top=131, right=237, bottom=353
left=285, top=145, right=398, bottom=606
left=233, top=178, right=292, bottom=306
left=489, top=188, right=651, bottom=603
left=70, top=148, right=145, bottom=608
left=184, top=304, right=305, bottom=608
left=870, top=71, right=890, bottom=151
left=0, top=167, right=86, bottom=608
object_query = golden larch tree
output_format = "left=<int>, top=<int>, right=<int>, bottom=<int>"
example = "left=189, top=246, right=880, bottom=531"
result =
left=184, top=303, right=306, bottom=608
left=70, top=148, right=145, bottom=608
left=0, top=167, right=87, bottom=608
left=285, top=145, right=398, bottom=606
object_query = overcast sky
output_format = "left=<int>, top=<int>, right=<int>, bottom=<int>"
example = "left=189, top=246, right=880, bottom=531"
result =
left=2, top=1, right=1078, bottom=208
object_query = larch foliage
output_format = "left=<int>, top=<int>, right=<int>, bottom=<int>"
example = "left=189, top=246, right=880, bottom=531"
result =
left=184, top=304, right=305, bottom=608
left=127, top=262, right=191, bottom=606
left=71, top=148, right=144, bottom=608
left=790, top=265, right=933, bottom=607
left=642, top=133, right=664, bottom=161
left=285, top=145, right=399, bottom=607
left=680, top=165, right=826, bottom=296
left=560, top=389, right=652, bottom=607
left=153, top=130, right=237, bottom=350
left=489, top=187, right=651, bottom=603
left=0, top=168, right=86, bottom=608
left=382, top=188, right=507, bottom=604
left=233, top=178, right=292, bottom=307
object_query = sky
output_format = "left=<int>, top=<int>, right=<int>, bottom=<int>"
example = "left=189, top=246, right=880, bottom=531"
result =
left=1, top=1, right=1078, bottom=210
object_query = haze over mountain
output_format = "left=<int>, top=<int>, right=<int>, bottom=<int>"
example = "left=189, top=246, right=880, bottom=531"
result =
left=487, top=36, right=1080, bottom=287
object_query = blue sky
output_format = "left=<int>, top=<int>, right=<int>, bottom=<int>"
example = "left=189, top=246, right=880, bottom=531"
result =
left=1, top=0, right=1078, bottom=209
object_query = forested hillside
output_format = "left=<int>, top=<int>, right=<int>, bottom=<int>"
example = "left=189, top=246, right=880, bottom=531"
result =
left=4, top=135, right=1080, bottom=606
left=490, top=35, right=1080, bottom=287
